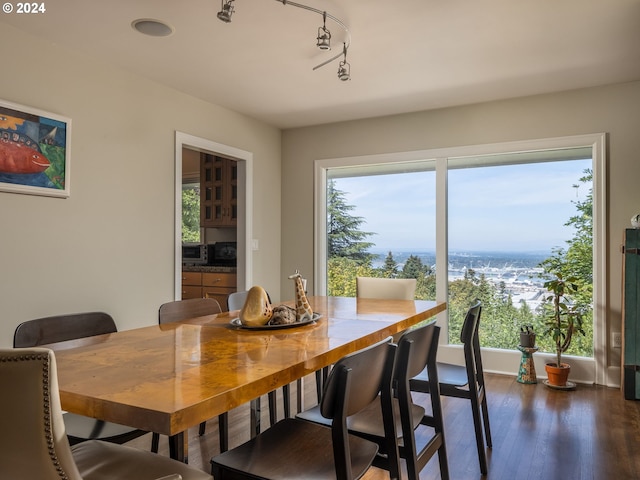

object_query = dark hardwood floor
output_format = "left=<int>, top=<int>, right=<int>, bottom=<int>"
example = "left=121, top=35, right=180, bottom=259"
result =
left=127, top=372, right=640, bottom=479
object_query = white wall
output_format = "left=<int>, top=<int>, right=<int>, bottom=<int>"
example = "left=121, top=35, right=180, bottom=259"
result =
left=0, top=24, right=282, bottom=347
left=281, top=80, right=640, bottom=382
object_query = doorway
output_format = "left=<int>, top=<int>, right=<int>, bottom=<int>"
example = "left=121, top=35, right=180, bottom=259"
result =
left=174, top=131, right=253, bottom=299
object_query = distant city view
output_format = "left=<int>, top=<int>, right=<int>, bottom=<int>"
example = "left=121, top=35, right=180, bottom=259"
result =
left=370, top=249, right=551, bottom=311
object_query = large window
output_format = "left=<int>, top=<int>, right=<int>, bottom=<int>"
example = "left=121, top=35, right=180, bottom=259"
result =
left=315, top=135, right=606, bottom=383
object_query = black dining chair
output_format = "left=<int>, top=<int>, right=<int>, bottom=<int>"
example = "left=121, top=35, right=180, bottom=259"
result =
left=13, top=312, right=152, bottom=448
left=157, top=298, right=229, bottom=452
left=410, top=301, right=492, bottom=475
left=298, top=321, right=449, bottom=480
left=210, top=337, right=397, bottom=480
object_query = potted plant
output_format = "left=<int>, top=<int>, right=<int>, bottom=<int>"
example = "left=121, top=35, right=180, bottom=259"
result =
left=519, top=324, right=536, bottom=348
left=542, top=272, right=586, bottom=387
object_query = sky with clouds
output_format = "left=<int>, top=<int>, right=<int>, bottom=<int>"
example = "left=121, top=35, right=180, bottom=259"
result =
left=333, top=158, right=592, bottom=253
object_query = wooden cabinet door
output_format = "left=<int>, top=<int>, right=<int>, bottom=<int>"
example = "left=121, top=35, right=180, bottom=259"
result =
left=200, top=154, right=237, bottom=228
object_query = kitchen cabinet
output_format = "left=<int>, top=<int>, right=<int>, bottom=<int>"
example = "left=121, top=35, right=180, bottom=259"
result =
left=202, top=272, right=237, bottom=310
left=181, top=270, right=236, bottom=311
left=200, top=153, right=237, bottom=228
left=181, top=271, right=203, bottom=300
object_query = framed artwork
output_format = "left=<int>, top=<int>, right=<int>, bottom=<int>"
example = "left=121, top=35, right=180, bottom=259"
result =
left=0, top=99, right=71, bottom=198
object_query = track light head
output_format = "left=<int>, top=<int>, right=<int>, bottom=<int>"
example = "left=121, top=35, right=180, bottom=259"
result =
left=316, top=12, right=331, bottom=50
left=217, top=0, right=234, bottom=23
left=338, top=43, right=350, bottom=81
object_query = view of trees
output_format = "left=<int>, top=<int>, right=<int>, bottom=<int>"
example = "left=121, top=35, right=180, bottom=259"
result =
left=326, top=171, right=594, bottom=357
left=182, top=186, right=201, bottom=243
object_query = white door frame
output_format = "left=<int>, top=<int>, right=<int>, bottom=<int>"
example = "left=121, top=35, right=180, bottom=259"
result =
left=174, top=131, right=253, bottom=298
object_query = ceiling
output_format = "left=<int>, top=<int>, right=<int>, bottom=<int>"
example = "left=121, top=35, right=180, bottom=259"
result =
left=3, top=0, right=640, bottom=129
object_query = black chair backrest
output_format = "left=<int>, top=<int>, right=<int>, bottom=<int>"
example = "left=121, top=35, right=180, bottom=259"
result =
left=320, top=337, right=395, bottom=420
left=460, top=301, right=483, bottom=380
left=396, top=320, right=439, bottom=383
left=14, top=312, right=117, bottom=347
left=460, top=301, right=482, bottom=345
left=158, top=298, right=223, bottom=324
left=319, top=337, right=396, bottom=479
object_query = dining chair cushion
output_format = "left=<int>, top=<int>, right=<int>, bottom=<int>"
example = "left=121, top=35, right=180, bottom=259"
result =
left=72, top=440, right=213, bottom=480
left=209, top=417, right=377, bottom=479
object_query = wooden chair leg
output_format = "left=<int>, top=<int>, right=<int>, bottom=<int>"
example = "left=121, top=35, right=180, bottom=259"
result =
left=151, top=432, right=160, bottom=453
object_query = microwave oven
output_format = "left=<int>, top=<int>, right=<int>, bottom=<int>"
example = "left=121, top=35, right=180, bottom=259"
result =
left=182, top=243, right=210, bottom=265
left=211, top=241, right=237, bottom=267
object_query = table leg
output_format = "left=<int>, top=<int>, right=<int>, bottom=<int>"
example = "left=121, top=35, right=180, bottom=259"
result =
left=168, top=431, right=188, bottom=463
left=250, top=397, right=261, bottom=437
left=296, top=376, right=304, bottom=414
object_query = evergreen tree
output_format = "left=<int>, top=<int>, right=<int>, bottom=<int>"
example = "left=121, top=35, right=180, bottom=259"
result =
left=182, top=187, right=200, bottom=242
left=400, top=255, right=431, bottom=279
left=381, top=251, right=398, bottom=278
left=327, top=180, right=375, bottom=263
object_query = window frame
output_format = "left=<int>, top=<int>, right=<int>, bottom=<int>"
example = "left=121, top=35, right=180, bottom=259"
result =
left=314, top=133, right=608, bottom=385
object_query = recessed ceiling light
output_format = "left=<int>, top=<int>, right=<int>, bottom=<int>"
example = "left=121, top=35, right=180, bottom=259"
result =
left=132, top=19, right=174, bottom=37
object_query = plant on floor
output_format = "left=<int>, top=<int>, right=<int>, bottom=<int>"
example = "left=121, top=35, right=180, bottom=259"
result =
left=542, top=272, right=586, bottom=386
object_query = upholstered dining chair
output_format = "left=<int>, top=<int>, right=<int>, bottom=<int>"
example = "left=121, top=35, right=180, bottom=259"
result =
left=13, top=312, right=151, bottom=447
left=410, top=301, right=492, bottom=475
left=297, top=321, right=449, bottom=480
left=1, top=347, right=213, bottom=480
left=156, top=298, right=228, bottom=451
left=210, top=337, right=397, bottom=480
left=356, top=276, right=417, bottom=300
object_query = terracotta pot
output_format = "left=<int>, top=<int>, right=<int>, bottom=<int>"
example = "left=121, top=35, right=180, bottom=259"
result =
left=545, top=362, right=571, bottom=386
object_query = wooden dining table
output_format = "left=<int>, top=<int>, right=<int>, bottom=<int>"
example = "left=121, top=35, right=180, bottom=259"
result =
left=48, top=296, right=446, bottom=462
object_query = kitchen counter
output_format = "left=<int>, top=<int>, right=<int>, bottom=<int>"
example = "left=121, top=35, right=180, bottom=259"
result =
left=182, top=265, right=237, bottom=273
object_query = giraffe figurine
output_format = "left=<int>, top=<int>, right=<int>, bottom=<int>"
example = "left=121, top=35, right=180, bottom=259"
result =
left=288, top=270, right=314, bottom=322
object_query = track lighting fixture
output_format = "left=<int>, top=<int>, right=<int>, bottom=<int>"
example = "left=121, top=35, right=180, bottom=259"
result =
left=217, top=0, right=234, bottom=23
left=216, top=0, right=351, bottom=80
left=316, top=12, right=331, bottom=50
left=337, top=43, right=350, bottom=81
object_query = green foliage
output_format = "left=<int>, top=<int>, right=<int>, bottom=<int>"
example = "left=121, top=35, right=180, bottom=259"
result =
left=540, top=272, right=586, bottom=366
left=182, top=187, right=200, bottom=243
left=381, top=251, right=399, bottom=278
left=327, top=180, right=375, bottom=263
left=327, top=256, right=376, bottom=296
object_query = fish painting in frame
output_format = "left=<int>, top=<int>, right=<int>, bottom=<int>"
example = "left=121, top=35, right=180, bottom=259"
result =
left=0, top=99, right=71, bottom=198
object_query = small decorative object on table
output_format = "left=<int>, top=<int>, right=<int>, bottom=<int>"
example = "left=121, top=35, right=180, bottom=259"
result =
left=288, top=270, right=314, bottom=322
